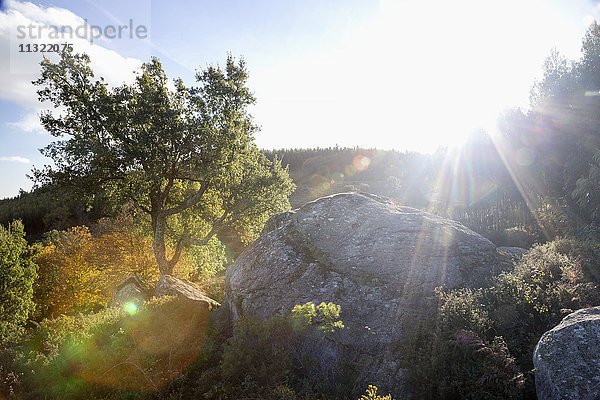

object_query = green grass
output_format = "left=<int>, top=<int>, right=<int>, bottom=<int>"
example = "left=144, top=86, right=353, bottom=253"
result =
left=10, top=296, right=210, bottom=399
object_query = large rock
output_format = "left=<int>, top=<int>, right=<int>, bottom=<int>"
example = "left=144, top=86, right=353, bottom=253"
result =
left=155, top=275, right=220, bottom=311
left=222, top=193, right=513, bottom=395
left=533, top=307, right=600, bottom=400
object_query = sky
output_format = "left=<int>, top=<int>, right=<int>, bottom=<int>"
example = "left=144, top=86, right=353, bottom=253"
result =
left=0, top=0, right=599, bottom=199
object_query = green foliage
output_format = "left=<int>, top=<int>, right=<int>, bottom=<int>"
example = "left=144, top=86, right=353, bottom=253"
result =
left=548, top=237, right=600, bottom=283
left=0, top=221, right=37, bottom=346
left=0, top=184, right=110, bottom=241
left=436, top=288, right=491, bottom=335
left=487, top=226, right=540, bottom=248
left=170, top=302, right=346, bottom=400
left=401, top=310, right=523, bottom=399
left=482, top=241, right=599, bottom=373
left=187, top=237, right=230, bottom=281
left=263, top=147, right=433, bottom=209
left=498, top=23, right=600, bottom=232
left=219, top=302, right=345, bottom=399
left=220, top=314, right=294, bottom=390
left=573, top=149, right=600, bottom=219
left=197, top=274, right=226, bottom=304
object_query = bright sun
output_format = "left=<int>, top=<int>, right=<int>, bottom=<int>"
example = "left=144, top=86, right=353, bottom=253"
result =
left=253, top=0, right=578, bottom=153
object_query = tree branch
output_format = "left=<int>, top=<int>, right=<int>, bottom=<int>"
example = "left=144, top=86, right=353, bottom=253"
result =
left=161, top=183, right=208, bottom=216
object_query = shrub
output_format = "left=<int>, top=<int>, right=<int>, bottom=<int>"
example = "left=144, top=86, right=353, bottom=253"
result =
left=11, top=295, right=210, bottom=399
left=34, top=226, right=101, bottom=318
left=548, top=237, right=600, bottom=284
left=404, top=239, right=600, bottom=399
left=0, top=220, right=37, bottom=346
left=487, top=226, right=539, bottom=248
left=484, top=241, right=599, bottom=370
left=221, top=314, right=294, bottom=390
left=33, top=216, right=197, bottom=319
left=402, top=317, right=524, bottom=400
left=197, top=274, right=226, bottom=303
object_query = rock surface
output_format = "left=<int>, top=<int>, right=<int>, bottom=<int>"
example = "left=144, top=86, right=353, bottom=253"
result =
left=222, top=193, right=513, bottom=395
left=533, top=307, right=600, bottom=400
left=155, top=275, right=219, bottom=311
left=112, top=275, right=153, bottom=307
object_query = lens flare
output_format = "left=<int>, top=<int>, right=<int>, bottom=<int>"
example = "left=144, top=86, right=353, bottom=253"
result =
left=124, top=302, right=138, bottom=315
left=353, top=155, right=371, bottom=171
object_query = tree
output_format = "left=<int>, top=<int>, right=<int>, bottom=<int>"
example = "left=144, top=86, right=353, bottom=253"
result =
left=32, top=51, right=294, bottom=275
left=497, top=23, right=600, bottom=233
left=0, top=221, right=37, bottom=346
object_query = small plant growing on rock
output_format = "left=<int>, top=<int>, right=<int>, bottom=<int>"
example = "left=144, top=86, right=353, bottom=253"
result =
left=360, top=385, right=394, bottom=400
left=292, top=302, right=345, bottom=334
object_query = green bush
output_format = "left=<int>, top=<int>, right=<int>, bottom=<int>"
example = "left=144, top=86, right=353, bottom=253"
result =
left=220, top=302, right=346, bottom=399
left=400, top=310, right=523, bottom=400
left=548, top=237, right=600, bottom=284
left=0, top=220, right=38, bottom=346
left=402, top=239, right=600, bottom=399
left=220, top=314, right=295, bottom=389
left=197, top=274, right=226, bottom=304
left=10, top=295, right=210, bottom=399
left=483, top=241, right=599, bottom=370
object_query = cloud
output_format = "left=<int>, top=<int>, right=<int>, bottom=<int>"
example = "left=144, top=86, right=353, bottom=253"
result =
left=0, top=156, right=30, bottom=163
left=0, top=0, right=144, bottom=131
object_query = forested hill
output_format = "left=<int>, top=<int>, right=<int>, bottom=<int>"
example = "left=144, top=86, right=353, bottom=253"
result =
left=261, top=145, right=541, bottom=246
left=0, top=184, right=108, bottom=240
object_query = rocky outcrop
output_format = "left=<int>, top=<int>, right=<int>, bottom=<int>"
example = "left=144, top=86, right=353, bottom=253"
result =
left=155, top=275, right=220, bottom=311
left=222, top=193, right=513, bottom=395
left=534, top=307, right=600, bottom=400
left=112, top=275, right=153, bottom=307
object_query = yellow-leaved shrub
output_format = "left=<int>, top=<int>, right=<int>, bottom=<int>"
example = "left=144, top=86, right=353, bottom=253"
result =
left=33, top=215, right=195, bottom=318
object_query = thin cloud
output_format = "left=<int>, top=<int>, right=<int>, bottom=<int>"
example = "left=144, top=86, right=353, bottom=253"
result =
left=0, top=156, right=30, bottom=163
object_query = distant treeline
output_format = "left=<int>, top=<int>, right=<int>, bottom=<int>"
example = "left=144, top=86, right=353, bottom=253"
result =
left=262, top=147, right=435, bottom=208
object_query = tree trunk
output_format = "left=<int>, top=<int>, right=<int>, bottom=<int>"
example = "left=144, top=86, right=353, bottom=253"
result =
left=153, top=215, right=172, bottom=275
